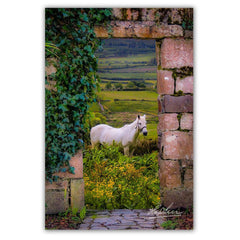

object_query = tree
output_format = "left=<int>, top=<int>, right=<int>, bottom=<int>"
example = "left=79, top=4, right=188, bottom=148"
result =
left=114, top=82, right=123, bottom=91
left=105, top=82, right=112, bottom=90
left=126, top=81, right=136, bottom=89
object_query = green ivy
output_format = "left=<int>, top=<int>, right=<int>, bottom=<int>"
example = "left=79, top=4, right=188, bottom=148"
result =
left=45, top=8, right=112, bottom=182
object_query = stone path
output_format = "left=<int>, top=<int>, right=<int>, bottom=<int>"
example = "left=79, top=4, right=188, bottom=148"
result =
left=79, top=209, right=165, bottom=230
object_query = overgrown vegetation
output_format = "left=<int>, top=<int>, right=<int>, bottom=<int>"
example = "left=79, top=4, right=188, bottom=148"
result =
left=83, top=144, right=160, bottom=209
left=161, top=207, right=193, bottom=230
left=45, top=8, right=112, bottom=182
left=161, top=220, right=178, bottom=230
left=45, top=207, right=86, bottom=230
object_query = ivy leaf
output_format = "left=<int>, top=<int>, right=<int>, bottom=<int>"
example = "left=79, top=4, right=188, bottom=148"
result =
left=59, top=104, right=68, bottom=112
left=182, top=21, right=186, bottom=29
left=63, top=152, right=71, bottom=161
left=69, top=166, right=75, bottom=174
left=104, top=9, right=112, bottom=17
left=83, top=13, right=88, bottom=22
left=84, top=45, right=92, bottom=52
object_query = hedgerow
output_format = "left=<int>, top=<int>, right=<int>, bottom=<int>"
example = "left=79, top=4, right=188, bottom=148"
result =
left=45, top=8, right=112, bottom=182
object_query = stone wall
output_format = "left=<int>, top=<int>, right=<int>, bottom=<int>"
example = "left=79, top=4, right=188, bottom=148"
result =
left=45, top=150, right=84, bottom=214
left=95, top=8, right=193, bottom=209
left=94, top=8, right=193, bottom=39
left=45, top=58, right=85, bottom=214
left=156, top=35, right=193, bottom=209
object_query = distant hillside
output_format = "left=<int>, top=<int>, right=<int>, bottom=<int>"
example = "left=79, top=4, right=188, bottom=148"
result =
left=96, top=39, right=157, bottom=90
left=96, top=39, right=156, bottom=58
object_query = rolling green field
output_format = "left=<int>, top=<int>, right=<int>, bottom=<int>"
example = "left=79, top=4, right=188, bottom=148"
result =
left=99, top=72, right=156, bottom=80
left=90, top=39, right=159, bottom=142
left=96, top=39, right=157, bottom=90
left=98, top=90, right=158, bottom=101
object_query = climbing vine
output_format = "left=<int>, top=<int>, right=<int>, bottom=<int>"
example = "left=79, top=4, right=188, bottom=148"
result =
left=45, top=8, right=112, bottom=182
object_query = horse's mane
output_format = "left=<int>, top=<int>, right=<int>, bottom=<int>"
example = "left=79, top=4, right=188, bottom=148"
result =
left=120, top=119, right=137, bottom=129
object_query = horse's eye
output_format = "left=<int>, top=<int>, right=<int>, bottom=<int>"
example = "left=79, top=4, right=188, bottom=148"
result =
left=139, top=123, right=141, bottom=125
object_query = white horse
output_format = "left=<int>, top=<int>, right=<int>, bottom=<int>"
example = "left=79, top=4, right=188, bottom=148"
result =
left=90, top=115, right=148, bottom=156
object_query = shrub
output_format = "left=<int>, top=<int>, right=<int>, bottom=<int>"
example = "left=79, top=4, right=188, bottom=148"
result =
left=83, top=144, right=160, bottom=209
left=134, top=139, right=159, bottom=155
left=105, top=82, right=112, bottom=90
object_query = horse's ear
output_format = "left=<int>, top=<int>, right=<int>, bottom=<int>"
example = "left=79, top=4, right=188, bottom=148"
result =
left=138, top=115, right=140, bottom=119
left=143, top=114, right=146, bottom=118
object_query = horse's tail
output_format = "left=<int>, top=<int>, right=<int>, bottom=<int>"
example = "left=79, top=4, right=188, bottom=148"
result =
left=90, top=125, right=100, bottom=148
left=90, top=127, right=95, bottom=147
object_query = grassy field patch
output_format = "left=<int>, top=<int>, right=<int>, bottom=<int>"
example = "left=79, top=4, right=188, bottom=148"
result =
left=98, top=90, right=158, bottom=101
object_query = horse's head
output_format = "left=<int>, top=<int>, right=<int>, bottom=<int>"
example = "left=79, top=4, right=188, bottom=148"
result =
left=137, top=114, right=148, bottom=136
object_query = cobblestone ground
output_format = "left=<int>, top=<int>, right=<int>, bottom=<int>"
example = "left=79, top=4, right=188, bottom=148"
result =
left=79, top=209, right=165, bottom=230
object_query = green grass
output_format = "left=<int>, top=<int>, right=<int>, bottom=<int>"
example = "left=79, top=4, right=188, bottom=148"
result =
left=105, top=66, right=156, bottom=73
left=99, top=80, right=156, bottom=90
left=99, top=72, right=156, bottom=80
left=103, top=100, right=157, bottom=115
left=98, top=53, right=155, bottom=69
left=98, top=90, right=158, bottom=101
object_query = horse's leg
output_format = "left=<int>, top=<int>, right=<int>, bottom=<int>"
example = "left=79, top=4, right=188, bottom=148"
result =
left=124, top=146, right=129, bottom=156
left=91, top=141, right=99, bottom=150
left=130, top=148, right=135, bottom=158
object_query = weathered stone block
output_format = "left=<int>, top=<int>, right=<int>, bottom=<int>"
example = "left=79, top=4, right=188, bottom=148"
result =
left=160, top=188, right=193, bottom=209
left=112, top=8, right=123, bottom=20
left=157, top=70, right=174, bottom=95
left=185, top=30, right=193, bottom=39
left=181, top=159, right=193, bottom=169
left=163, top=95, right=193, bottom=113
left=94, top=25, right=109, bottom=38
left=158, top=113, right=179, bottom=131
left=155, top=41, right=161, bottom=66
left=141, top=8, right=157, bottom=21
left=150, top=24, right=183, bottom=39
left=45, top=179, right=68, bottom=191
left=126, top=8, right=140, bottom=21
left=53, top=150, right=83, bottom=179
left=45, top=179, right=69, bottom=214
left=45, top=58, right=57, bottom=76
left=159, top=158, right=181, bottom=188
left=70, top=179, right=84, bottom=210
left=111, top=21, right=135, bottom=38
left=161, top=131, right=193, bottom=160
left=95, top=21, right=183, bottom=39
left=184, top=168, right=193, bottom=189
left=176, top=76, right=194, bottom=94
left=180, top=113, right=193, bottom=130
left=169, top=8, right=183, bottom=24
left=133, top=22, right=151, bottom=38
left=161, top=38, right=193, bottom=68
left=45, top=190, right=69, bottom=214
